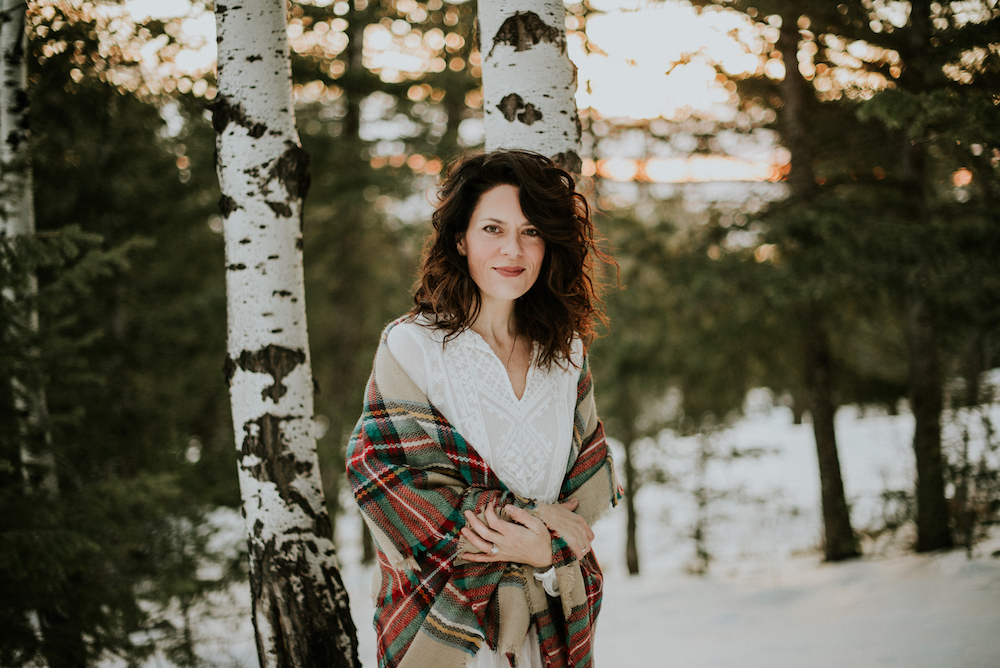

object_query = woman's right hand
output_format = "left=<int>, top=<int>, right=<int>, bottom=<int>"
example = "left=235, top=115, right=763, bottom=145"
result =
left=533, top=498, right=594, bottom=560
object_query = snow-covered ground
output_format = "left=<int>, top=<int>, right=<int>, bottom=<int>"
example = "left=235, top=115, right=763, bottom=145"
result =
left=110, top=399, right=1000, bottom=667
left=596, top=548, right=1000, bottom=668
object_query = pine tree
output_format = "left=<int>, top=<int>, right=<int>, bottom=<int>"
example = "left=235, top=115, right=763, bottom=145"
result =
left=0, top=3, right=253, bottom=663
left=855, top=0, right=1000, bottom=551
left=687, top=0, right=863, bottom=561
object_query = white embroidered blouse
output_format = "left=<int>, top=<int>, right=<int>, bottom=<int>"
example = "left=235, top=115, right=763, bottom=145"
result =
left=385, top=316, right=584, bottom=668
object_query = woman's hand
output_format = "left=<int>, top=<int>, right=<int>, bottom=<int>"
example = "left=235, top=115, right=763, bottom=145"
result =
left=460, top=501, right=553, bottom=568
left=533, top=498, right=594, bottom=560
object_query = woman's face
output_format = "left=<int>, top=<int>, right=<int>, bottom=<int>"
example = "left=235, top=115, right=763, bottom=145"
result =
left=457, top=184, right=545, bottom=306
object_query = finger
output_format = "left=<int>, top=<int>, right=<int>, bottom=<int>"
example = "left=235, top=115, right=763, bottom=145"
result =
left=486, top=503, right=522, bottom=534
left=566, top=511, right=595, bottom=541
left=460, top=526, right=497, bottom=553
left=464, top=510, right=502, bottom=542
left=484, top=501, right=501, bottom=530
left=505, top=505, right=544, bottom=532
left=561, top=498, right=579, bottom=511
left=460, top=551, right=502, bottom=563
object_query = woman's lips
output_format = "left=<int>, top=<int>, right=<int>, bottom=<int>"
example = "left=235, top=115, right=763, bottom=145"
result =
left=495, top=266, right=525, bottom=277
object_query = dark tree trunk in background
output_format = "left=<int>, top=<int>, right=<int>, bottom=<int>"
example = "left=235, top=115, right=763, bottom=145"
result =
left=39, top=603, right=86, bottom=668
left=895, top=0, right=952, bottom=550
left=611, top=381, right=641, bottom=575
left=961, top=332, right=984, bottom=408
left=361, top=523, right=375, bottom=565
left=804, top=322, right=858, bottom=561
left=775, top=10, right=815, bottom=195
left=610, top=382, right=641, bottom=576
left=777, top=7, right=856, bottom=561
left=623, top=434, right=640, bottom=575
left=791, top=394, right=805, bottom=425
left=907, top=298, right=952, bottom=551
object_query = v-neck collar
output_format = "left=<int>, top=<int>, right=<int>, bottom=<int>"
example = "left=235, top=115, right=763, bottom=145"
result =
left=460, top=327, right=538, bottom=403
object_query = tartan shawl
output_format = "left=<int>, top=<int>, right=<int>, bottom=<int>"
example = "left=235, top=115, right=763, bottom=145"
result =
left=346, top=319, right=620, bottom=668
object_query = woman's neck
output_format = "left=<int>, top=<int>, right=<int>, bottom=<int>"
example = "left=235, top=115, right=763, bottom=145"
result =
left=470, top=295, right=533, bottom=398
left=469, top=295, right=517, bottom=348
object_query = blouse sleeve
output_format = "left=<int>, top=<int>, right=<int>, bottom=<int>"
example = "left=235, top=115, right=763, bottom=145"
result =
left=385, top=323, right=430, bottom=397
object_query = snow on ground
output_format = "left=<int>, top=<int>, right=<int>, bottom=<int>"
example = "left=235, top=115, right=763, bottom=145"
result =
left=596, top=547, right=1000, bottom=668
left=110, top=400, right=1000, bottom=667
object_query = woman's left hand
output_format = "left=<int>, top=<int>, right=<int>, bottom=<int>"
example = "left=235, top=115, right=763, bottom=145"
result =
left=460, top=501, right=553, bottom=568
left=533, top=498, right=594, bottom=560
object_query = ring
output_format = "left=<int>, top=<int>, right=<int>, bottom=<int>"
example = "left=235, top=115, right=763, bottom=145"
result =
left=490, top=545, right=499, bottom=555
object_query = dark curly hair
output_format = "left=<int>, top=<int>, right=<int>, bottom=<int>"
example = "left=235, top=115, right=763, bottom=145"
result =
left=410, top=149, right=611, bottom=369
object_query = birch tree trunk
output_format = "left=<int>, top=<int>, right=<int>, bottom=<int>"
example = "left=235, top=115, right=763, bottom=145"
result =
left=1, top=0, right=57, bottom=496
left=478, top=0, right=581, bottom=173
left=213, top=2, right=358, bottom=665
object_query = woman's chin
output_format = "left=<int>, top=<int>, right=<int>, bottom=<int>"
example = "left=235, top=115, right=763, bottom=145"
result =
left=479, top=283, right=534, bottom=304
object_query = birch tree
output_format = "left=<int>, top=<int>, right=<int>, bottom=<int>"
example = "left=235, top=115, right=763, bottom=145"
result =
left=1, top=0, right=57, bottom=496
left=213, top=2, right=358, bottom=665
left=478, top=0, right=581, bottom=172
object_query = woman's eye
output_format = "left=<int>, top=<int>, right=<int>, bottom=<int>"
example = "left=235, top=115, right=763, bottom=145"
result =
left=484, top=225, right=500, bottom=233
left=524, top=228, right=540, bottom=237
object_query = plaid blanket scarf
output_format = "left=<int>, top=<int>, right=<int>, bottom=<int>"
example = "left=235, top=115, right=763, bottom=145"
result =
left=346, top=320, right=620, bottom=668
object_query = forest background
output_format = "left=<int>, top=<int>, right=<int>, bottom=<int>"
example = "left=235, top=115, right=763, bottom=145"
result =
left=1, top=0, right=999, bottom=665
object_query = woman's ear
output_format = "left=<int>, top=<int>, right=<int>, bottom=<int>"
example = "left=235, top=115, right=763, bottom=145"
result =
left=456, top=234, right=467, bottom=257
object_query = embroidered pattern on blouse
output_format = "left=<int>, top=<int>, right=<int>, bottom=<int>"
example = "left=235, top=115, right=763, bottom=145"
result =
left=387, top=321, right=577, bottom=505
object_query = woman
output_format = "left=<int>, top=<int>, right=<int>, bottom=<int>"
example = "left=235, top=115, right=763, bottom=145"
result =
left=346, top=149, right=619, bottom=668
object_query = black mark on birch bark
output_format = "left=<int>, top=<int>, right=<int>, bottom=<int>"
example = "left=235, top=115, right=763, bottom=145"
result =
left=224, top=344, right=306, bottom=402
left=245, top=528, right=359, bottom=667
left=266, top=201, right=294, bottom=217
left=246, top=54, right=262, bottom=62
left=497, top=94, right=543, bottom=125
left=270, top=143, right=311, bottom=200
left=211, top=94, right=267, bottom=138
left=490, top=11, right=565, bottom=57
left=239, top=413, right=321, bottom=523
left=227, top=263, right=246, bottom=271
left=240, top=413, right=333, bottom=539
left=5, top=130, right=22, bottom=153
left=219, top=194, right=240, bottom=218
left=552, top=151, right=582, bottom=176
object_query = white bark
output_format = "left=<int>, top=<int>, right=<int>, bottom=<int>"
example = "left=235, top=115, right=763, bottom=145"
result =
left=1, top=0, right=56, bottom=495
left=214, top=1, right=358, bottom=665
left=478, top=0, right=582, bottom=173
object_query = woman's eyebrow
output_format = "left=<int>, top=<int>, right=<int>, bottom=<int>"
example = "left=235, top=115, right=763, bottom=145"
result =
left=479, top=217, right=532, bottom=226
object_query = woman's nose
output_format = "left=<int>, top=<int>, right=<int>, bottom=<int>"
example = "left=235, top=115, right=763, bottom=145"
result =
left=500, top=232, right=522, bottom=256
